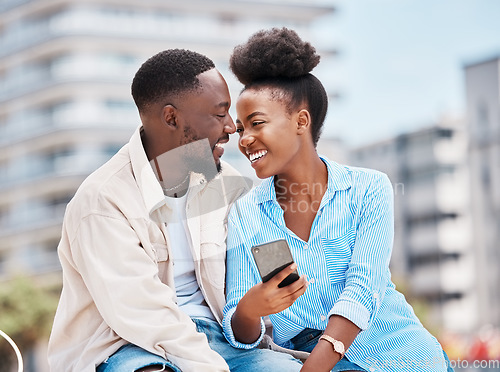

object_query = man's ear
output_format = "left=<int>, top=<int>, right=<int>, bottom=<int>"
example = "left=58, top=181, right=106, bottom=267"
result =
left=162, top=105, right=177, bottom=128
left=296, top=109, right=311, bottom=135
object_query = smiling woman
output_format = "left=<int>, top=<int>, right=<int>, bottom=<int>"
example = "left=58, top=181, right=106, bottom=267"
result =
left=222, top=27, right=454, bottom=372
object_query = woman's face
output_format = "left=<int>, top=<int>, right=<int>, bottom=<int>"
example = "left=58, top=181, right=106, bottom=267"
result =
left=235, top=88, right=304, bottom=179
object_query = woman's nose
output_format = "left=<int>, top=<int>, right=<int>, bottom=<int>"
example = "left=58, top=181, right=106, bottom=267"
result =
left=239, top=131, right=255, bottom=148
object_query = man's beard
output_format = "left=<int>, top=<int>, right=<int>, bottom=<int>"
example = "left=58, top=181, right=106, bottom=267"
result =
left=182, top=138, right=220, bottom=182
left=180, top=126, right=221, bottom=180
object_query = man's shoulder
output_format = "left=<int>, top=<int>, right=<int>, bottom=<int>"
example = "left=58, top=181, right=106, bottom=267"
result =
left=67, top=145, right=135, bottom=216
left=220, top=160, right=240, bottom=176
left=229, top=181, right=262, bottom=215
left=219, top=161, right=253, bottom=194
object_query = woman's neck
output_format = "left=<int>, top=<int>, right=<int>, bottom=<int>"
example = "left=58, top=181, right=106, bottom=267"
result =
left=275, top=152, right=328, bottom=201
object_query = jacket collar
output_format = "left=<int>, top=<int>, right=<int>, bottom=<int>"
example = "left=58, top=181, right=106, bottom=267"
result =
left=129, top=126, right=166, bottom=215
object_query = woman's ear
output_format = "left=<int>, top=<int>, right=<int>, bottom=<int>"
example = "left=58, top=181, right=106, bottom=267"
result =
left=296, top=109, right=311, bottom=135
left=162, top=105, right=177, bottom=129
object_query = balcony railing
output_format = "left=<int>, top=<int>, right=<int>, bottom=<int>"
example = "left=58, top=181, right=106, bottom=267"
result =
left=0, top=109, right=138, bottom=146
left=0, top=151, right=116, bottom=191
left=0, top=9, right=286, bottom=58
left=0, top=0, right=30, bottom=13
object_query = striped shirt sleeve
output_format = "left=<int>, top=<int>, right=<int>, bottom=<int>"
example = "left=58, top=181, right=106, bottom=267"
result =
left=222, top=203, right=266, bottom=349
left=329, top=173, right=394, bottom=330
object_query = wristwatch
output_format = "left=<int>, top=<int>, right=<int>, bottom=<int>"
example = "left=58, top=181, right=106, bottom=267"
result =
left=319, top=334, right=345, bottom=360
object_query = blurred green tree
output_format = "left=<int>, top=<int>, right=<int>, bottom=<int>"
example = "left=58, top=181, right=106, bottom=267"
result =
left=0, top=276, right=60, bottom=370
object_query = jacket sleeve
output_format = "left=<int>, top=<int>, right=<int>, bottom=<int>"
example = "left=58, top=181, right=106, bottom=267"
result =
left=328, top=173, right=394, bottom=330
left=69, top=212, right=229, bottom=372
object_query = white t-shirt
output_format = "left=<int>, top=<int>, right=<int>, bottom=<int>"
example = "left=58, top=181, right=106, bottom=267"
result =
left=164, top=192, right=215, bottom=320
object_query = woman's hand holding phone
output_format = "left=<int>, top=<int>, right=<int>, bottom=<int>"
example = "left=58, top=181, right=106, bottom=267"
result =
left=231, top=264, right=308, bottom=344
left=239, top=263, right=308, bottom=318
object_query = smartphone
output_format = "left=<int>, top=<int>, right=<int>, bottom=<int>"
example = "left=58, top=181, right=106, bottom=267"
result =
left=251, top=239, right=300, bottom=288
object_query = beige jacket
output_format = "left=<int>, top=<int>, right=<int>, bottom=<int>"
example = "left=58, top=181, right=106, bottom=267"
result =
left=48, top=127, right=249, bottom=372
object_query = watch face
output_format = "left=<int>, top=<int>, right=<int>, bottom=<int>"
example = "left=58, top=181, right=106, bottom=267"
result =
left=334, top=340, right=345, bottom=354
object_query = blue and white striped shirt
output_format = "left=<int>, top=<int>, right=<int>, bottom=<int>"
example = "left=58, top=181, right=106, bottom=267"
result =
left=223, top=157, right=448, bottom=372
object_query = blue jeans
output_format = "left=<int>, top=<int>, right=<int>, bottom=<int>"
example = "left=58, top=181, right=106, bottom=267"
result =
left=97, top=317, right=302, bottom=372
left=290, top=328, right=366, bottom=372
left=193, top=317, right=302, bottom=371
left=96, top=343, right=178, bottom=372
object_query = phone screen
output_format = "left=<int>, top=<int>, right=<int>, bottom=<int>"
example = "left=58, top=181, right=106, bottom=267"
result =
left=251, top=239, right=299, bottom=288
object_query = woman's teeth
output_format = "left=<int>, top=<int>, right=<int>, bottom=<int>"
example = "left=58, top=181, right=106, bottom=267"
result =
left=249, top=150, right=267, bottom=162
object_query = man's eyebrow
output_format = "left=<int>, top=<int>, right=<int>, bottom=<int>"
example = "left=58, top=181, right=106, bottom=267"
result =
left=216, top=102, right=230, bottom=108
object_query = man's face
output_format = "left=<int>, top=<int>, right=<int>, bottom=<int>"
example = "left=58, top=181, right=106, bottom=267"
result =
left=175, top=68, right=235, bottom=172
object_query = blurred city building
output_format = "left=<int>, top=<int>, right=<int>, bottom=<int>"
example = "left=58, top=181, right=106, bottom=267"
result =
left=0, top=1, right=335, bottom=370
left=348, top=55, right=500, bottom=355
left=465, top=56, right=500, bottom=332
left=5, top=0, right=498, bottom=370
left=350, top=117, right=475, bottom=335
left=0, top=0, right=335, bottom=279
left=316, top=136, right=349, bottom=165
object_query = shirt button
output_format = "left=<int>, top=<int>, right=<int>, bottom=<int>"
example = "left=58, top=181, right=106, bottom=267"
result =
left=318, top=210, right=322, bottom=216
left=303, top=244, right=309, bottom=250
left=373, top=292, right=379, bottom=299
left=320, top=315, right=326, bottom=321
left=309, top=278, right=315, bottom=284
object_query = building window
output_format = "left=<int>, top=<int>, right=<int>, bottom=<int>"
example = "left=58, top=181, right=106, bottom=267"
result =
left=105, top=99, right=135, bottom=111
left=475, top=102, right=489, bottom=144
left=407, top=212, right=458, bottom=229
left=0, top=252, right=6, bottom=275
left=409, top=251, right=460, bottom=270
left=437, top=128, right=453, bottom=139
left=477, top=102, right=489, bottom=130
left=0, top=206, right=8, bottom=227
left=481, top=161, right=490, bottom=190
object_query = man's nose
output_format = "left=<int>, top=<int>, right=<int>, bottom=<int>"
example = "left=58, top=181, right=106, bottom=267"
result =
left=224, top=115, right=236, bottom=134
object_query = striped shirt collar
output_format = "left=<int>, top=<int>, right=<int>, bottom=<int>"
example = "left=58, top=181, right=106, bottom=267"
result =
left=253, top=156, right=352, bottom=205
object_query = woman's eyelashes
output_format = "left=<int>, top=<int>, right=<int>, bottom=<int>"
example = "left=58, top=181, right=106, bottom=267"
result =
left=236, top=121, right=265, bottom=134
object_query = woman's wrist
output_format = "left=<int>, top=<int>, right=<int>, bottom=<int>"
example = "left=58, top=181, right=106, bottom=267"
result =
left=301, top=340, right=339, bottom=372
left=234, top=296, right=260, bottom=322
left=231, top=303, right=262, bottom=344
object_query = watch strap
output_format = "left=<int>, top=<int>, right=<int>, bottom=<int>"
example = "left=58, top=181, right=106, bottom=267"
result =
left=319, top=334, right=345, bottom=359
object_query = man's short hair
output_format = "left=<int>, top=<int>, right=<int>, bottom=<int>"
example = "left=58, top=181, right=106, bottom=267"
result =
left=131, top=49, right=215, bottom=112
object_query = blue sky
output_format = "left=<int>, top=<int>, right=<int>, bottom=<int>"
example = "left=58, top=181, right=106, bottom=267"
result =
left=315, top=0, right=500, bottom=146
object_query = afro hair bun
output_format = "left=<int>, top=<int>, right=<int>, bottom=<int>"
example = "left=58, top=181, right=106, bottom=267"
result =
left=230, top=27, right=320, bottom=86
